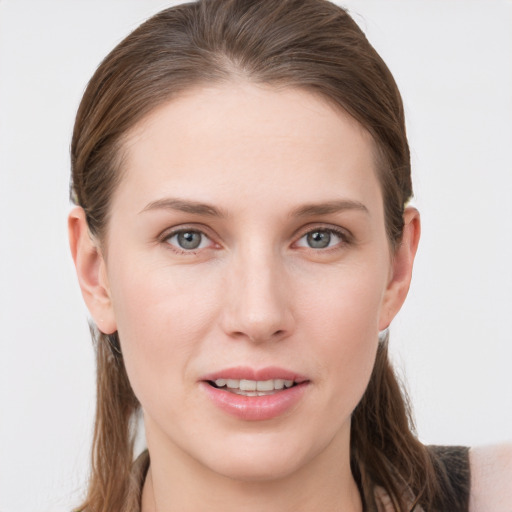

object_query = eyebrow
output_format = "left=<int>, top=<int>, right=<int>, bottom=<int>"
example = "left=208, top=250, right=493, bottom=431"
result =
left=139, top=198, right=227, bottom=217
left=290, top=200, right=369, bottom=217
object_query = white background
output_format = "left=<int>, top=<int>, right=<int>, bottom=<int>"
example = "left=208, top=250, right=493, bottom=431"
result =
left=0, top=1, right=511, bottom=510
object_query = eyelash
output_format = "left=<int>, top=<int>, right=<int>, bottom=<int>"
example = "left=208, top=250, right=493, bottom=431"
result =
left=161, top=227, right=216, bottom=255
left=160, top=225, right=351, bottom=255
left=294, top=226, right=350, bottom=251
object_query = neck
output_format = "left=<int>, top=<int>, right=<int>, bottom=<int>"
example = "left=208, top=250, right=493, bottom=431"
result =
left=141, top=421, right=362, bottom=512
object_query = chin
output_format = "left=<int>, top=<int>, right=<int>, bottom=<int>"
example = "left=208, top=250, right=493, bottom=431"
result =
left=209, top=455, right=304, bottom=483
left=197, top=433, right=321, bottom=483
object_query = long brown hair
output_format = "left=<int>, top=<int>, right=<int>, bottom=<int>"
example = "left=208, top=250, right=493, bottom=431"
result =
left=72, top=1, right=451, bottom=510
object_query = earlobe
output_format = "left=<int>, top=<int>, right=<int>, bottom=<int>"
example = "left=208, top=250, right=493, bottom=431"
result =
left=68, top=206, right=117, bottom=334
left=379, top=207, right=421, bottom=331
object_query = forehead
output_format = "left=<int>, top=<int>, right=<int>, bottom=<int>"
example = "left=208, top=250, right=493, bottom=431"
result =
left=116, top=83, right=381, bottom=213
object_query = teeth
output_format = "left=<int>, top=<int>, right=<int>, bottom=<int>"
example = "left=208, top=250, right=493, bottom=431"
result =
left=213, top=378, right=296, bottom=392
left=274, top=379, right=284, bottom=390
left=256, top=379, right=274, bottom=391
left=240, top=379, right=256, bottom=391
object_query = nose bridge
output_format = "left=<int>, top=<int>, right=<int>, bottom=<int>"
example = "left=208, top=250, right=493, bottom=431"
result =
left=222, top=240, right=293, bottom=342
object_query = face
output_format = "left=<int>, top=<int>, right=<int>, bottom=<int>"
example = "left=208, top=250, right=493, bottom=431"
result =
left=84, top=83, right=409, bottom=481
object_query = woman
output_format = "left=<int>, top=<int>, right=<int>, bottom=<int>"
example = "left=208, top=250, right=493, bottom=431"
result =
left=67, top=0, right=510, bottom=510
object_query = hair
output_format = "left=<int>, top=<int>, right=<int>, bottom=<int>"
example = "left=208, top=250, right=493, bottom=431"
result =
left=71, top=1, right=458, bottom=511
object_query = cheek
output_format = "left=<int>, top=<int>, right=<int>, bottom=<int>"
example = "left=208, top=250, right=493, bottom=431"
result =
left=301, top=258, right=387, bottom=340
left=106, top=259, right=223, bottom=401
left=299, top=261, right=387, bottom=403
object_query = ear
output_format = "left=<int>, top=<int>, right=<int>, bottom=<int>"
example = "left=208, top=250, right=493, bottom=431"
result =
left=68, top=206, right=117, bottom=334
left=379, top=207, right=421, bottom=331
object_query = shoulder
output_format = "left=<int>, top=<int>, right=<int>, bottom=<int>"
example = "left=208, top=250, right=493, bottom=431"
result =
left=469, top=443, right=512, bottom=512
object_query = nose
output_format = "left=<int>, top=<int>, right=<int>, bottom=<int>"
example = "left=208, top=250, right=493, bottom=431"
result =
left=220, top=246, right=295, bottom=343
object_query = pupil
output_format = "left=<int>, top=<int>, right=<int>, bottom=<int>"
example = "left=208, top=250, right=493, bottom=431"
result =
left=307, top=230, right=330, bottom=249
left=178, top=231, right=201, bottom=249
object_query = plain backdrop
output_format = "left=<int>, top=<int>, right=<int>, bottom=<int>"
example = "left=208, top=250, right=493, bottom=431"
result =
left=0, top=1, right=511, bottom=510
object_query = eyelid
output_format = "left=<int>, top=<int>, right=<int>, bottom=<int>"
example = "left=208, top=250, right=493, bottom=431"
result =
left=159, top=224, right=219, bottom=253
left=292, top=224, right=352, bottom=249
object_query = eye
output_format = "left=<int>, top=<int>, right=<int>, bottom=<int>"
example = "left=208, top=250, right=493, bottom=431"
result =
left=295, top=228, right=345, bottom=249
left=165, top=229, right=212, bottom=252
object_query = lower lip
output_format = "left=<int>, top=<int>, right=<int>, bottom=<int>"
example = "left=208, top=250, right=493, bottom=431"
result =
left=201, top=382, right=308, bottom=421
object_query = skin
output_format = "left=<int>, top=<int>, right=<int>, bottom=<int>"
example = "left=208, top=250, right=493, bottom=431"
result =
left=469, top=445, right=512, bottom=512
left=69, top=83, right=421, bottom=511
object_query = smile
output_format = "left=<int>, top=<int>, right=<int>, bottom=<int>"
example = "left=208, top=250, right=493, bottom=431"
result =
left=209, top=378, right=296, bottom=396
left=201, top=368, right=309, bottom=421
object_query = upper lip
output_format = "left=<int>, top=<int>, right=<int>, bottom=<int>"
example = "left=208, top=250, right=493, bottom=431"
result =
left=200, top=366, right=309, bottom=383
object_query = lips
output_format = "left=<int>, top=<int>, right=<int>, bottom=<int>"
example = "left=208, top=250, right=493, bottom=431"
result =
left=200, top=366, right=309, bottom=421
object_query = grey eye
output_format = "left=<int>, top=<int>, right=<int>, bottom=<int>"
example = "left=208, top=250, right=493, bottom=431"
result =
left=306, top=230, right=332, bottom=248
left=178, top=231, right=202, bottom=249
left=167, top=230, right=209, bottom=251
left=296, top=228, right=343, bottom=250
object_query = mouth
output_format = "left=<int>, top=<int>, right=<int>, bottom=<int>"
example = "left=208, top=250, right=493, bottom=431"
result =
left=207, top=378, right=298, bottom=396
left=200, top=367, right=309, bottom=420
left=201, top=372, right=309, bottom=420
